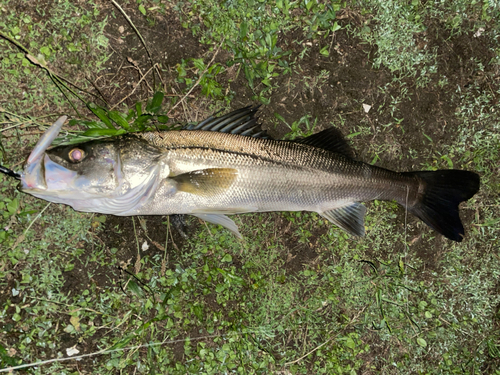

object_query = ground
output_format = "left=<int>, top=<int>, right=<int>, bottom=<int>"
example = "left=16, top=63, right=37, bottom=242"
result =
left=0, top=0, right=499, bottom=374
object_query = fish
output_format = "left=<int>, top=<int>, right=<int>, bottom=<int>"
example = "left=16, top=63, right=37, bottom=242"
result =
left=9, top=107, right=480, bottom=242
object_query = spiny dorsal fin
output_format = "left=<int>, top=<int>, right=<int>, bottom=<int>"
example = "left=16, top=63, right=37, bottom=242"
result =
left=183, top=106, right=271, bottom=139
left=294, top=128, right=355, bottom=158
left=172, top=168, right=238, bottom=197
left=320, top=202, right=367, bottom=237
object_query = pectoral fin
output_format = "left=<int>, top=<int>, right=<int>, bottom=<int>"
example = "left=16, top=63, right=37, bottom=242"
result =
left=192, top=213, right=242, bottom=239
left=320, top=203, right=367, bottom=237
left=172, top=168, right=238, bottom=197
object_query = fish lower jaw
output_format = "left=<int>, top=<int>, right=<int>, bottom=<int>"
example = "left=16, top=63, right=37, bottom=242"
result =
left=20, top=171, right=48, bottom=191
left=21, top=184, right=47, bottom=192
left=21, top=182, right=48, bottom=193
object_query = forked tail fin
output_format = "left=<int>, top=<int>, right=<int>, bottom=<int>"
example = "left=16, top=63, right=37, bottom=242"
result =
left=403, top=170, right=480, bottom=242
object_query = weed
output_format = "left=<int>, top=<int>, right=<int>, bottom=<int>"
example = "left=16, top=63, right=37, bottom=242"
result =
left=173, top=0, right=344, bottom=101
left=355, top=0, right=437, bottom=87
left=176, top=58, right=228, bottom=101
left=0, top=0, right=109, bottom=114
left=275, top=112, right=318, bottom=139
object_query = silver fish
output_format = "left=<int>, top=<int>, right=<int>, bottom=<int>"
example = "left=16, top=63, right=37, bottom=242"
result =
left=15, top=107, right=480, bottom=241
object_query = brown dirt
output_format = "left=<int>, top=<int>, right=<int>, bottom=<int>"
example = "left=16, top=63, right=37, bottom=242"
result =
left=101, top=3, right=210, bottom=108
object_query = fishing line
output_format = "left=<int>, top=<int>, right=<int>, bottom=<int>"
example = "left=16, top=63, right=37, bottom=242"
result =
left=0, top=165, right=21, bottom=179
left=403, top=185, right=412, bottom=326
left=404, top=185, right=409, bottom=249
left=117, top=265, right=155, bottom=297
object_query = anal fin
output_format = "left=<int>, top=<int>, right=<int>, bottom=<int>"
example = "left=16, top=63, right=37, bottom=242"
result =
left=320, top=202, right=367, bottom=237
left=192, top=213, right=242, bottom=239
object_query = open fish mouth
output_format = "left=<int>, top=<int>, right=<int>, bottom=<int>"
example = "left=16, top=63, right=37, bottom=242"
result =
left=20, top=116, right=67, bottom=192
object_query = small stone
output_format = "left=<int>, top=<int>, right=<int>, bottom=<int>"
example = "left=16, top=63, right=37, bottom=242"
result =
left=66, top=346, right=80, bottom=356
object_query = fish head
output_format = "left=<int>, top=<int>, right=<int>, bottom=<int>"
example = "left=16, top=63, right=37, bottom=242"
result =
left=42, top=141, right=122, bottom=195
left=20, top=117, right=164, bottom=213
left=22, top=138, right=122, bottom=204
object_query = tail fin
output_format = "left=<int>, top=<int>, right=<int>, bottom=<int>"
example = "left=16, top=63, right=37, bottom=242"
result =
left=403, top=170, right=480, bottom=242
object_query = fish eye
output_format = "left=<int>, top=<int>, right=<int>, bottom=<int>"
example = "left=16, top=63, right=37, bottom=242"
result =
left=68, top=148, right=85, bottom=163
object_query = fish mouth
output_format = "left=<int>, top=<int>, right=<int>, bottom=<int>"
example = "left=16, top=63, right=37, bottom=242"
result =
left=21, top=116, right=67, bottom=192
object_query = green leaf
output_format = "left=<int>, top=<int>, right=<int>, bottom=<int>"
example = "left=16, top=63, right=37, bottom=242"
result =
left=215, top=284, right=225, bottom=293
left=157, top=115, right=169, bottom=123
left=128, top=279, right=145, bottom=297
left=87, top=103, right=115, bottom=129
left=274, top=113, right=287, bottom=123
left=222, top=254, right=232, bottom=262
left=240, top=21, right=249, bottom=39
left=416, top=337, right=427, bottom=347
left=262, top=77, right=271, bottom=87
left=96, top=215, right=107, bottom=223
left=135, top=102, right=143, bottom=117
left=146, top=92, right=165, bottom=114
left=81, top=128, right=126, bottom=137
left=109, top=336, right=133, bottom=350
left=441, top=154, right=454, bottom=168
left=192, top=58, right=205, bottom=71
left=418, top=300, right=428, bottom=310
left=345, top=337, right=356, bottom=349
left=243, top=65, right=254, bottom=88
left=320, top=46, right=329, bottom=57
left=0, top=343, right=19, bottom=366
left=133, top=114, right=153, bottom=128
left=67, top=43, right=79, bottom=52
left=18, top=210, right=37, bottom=217
left=331, top=22, right=341, bottom=32
left=138, top=4, right=146, bottom=15
left=108, top=111, right=130, bottom=130
left=399, top=257, right=405, bottom=275
left=258, top=95, right=270, bottom=105
left=12, top=313, right=21, bottom=322
left=40, top=46, right=51, bottom=57
left=7, top=198, right=19, bottom=215
left=265, top=33, right=272, bottom=48
left=81, top=120, right=108, bottom=129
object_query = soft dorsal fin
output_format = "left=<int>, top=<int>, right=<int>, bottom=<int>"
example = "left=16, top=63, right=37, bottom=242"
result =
left=183, top=106, right=271, bottom=139
left=294, top=128, right=355, bottom=158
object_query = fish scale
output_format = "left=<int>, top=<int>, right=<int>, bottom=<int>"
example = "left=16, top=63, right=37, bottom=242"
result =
left=129, top=130, right=417, bottom=217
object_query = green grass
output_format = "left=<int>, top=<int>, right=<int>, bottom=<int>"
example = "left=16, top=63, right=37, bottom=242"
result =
left=1, top=0, right=500, bottom=373
left=356, top=0, right=437, bottom=87
left=171, top=0, right=343, bottom=103
left=0, top=0, right=109, bottom=115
